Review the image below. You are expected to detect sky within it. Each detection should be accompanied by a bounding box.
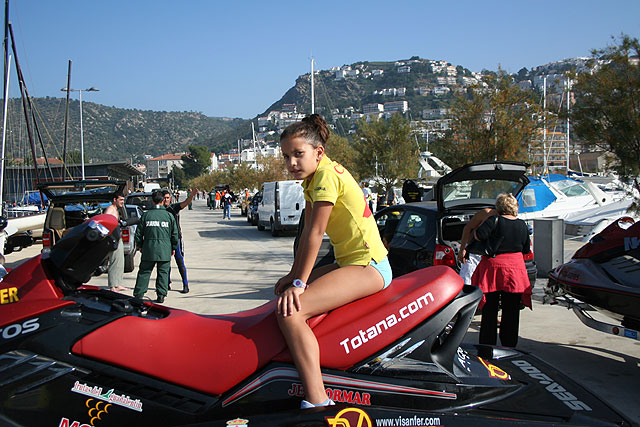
[5,0,639,119]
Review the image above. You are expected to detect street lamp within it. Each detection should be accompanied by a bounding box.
[60,86,99,179]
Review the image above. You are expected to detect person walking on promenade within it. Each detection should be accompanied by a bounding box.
[133,190,178,303]
[208,189,215,210]
[104,191,127,292]
[215,190,221,209]
[222,189,232,219]
[274,114,392,409]
[159,188,197,294]
[471,193,532,349]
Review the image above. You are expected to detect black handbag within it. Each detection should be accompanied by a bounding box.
[465,216,504,258]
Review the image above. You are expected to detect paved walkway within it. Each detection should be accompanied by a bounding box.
[5,197,640,423]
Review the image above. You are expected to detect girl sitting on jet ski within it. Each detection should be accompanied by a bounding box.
[274,114,392,409]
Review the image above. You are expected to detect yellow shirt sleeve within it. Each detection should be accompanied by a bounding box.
[307,168,340,205]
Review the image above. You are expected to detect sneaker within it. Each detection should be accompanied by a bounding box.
[156,296,165,303]
[300,398,335,409]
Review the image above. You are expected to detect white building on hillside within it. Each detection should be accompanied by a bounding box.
[207,153,219,173]
[384,101,408,113]
[146,153,184,180]
[363,103,384,115]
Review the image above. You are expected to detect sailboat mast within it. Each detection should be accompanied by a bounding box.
[1,0,8,215]
[566,78,571,174]
[310,57,315,115]
[62,60,71,172]
[542,76,547,174]
[0,57,10,214]
[8,22,40,185]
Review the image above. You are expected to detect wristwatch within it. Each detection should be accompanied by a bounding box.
[292,279,307,289]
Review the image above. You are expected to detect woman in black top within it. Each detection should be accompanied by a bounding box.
[472,193,532,348]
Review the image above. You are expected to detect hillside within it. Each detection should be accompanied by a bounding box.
[262,58,466,121]
[5,97,249,163]
[4,57,589,163]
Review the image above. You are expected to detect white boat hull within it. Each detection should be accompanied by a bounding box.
[7,212,45,237]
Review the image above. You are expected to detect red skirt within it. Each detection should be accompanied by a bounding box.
[471,252,532,309]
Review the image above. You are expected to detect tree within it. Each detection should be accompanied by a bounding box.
[353,114,418,196]
[60,150,84,165]
[226,162,259,191]
[181,145,211,179]
[169,164,186,188]
[570,35,640,185]
[255,153,289,184]
[431,69,541,168]
[325,133,358,180]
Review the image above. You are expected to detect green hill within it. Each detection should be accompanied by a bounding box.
[5,97,249,163]
[3,57,585,163]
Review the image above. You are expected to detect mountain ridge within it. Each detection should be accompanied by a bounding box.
[6,56,589,163]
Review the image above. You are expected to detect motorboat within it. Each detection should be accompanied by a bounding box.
[516,174,624,222]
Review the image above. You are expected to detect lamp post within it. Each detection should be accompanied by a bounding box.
[60,86,99,179]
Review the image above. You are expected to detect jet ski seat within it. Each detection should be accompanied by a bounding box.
[71,266,463,396]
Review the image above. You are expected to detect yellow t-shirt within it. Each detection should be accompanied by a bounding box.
[302,155,387,267]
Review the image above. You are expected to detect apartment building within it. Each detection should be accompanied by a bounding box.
[363,103,384,114]
[423,108,450,119]
[383,101,409,113]
[432,86,451,96]
[146,153,184,180]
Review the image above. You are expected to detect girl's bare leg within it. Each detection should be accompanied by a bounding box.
[277,264,384,404]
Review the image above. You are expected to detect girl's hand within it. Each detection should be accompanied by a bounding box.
[274,273,295,295]
[277,286,305,317]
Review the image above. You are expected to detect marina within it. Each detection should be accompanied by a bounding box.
[5,197,639,422]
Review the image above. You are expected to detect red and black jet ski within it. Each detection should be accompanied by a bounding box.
[0,214,631,426]
[548,217,640,333]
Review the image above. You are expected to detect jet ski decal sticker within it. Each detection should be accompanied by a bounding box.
[58,418,91,427]
[0,287,19,305]
[512,360,592,411]
[0,317,39,340]
[71,381,143,412]
[373,415,443,427]
[289,382,372,405]
[479,358,510,380]
[226,419,249,426]
[222,368,456,407]
[339,292,435,354]
[326,407,372,427]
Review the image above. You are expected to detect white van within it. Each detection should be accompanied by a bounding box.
[257,180,305,236]
[143,182,161,192]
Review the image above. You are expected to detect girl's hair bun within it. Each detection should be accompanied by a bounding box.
[281,113,329,146]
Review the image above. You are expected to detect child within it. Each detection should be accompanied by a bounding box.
[274,114,393,409]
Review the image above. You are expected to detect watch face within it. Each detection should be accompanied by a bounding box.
[293,279,305,288]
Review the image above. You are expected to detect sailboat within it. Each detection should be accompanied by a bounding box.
[0,7,46,255]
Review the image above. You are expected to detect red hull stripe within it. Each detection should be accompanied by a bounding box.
[222,368,456,407]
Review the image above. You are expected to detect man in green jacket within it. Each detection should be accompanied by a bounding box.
[133,190,179,303]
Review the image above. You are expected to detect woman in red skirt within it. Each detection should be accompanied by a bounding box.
[471,193,532,347]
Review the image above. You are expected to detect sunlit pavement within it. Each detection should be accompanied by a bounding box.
[6,198,640,423]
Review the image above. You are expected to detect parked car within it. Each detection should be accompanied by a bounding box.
[124,191,156,211]
[295,162,537,285]
[38,180,130,253]
[247,192,261,226]
[257,180,305,236]
[123,204,143,272]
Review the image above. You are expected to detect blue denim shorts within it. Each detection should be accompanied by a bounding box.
[370,257,393,289]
